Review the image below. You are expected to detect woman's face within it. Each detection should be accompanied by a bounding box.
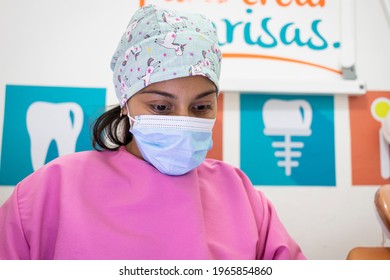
[126,75,218,119]
[125,75,218,158]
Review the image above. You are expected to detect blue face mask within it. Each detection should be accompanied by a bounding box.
[128,114,215,176]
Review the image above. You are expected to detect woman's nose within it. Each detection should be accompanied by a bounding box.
[174,107,193,117]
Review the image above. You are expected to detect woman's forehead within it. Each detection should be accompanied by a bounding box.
[138,76,217,97]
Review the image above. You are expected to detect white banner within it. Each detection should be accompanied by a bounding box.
[0,260,389,279]
[140,0,365,94]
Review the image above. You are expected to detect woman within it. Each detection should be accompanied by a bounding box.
[0,4,306,260]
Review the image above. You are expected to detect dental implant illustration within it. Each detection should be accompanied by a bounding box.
[262,99,312,176]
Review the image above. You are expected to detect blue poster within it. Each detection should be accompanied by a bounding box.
[0,85,106,186]
[240,94,335,186]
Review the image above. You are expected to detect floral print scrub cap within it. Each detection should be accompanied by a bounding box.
[110,4,222,107]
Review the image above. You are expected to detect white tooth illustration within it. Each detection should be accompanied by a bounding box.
[263,99,312,176]
[26,102,84,171]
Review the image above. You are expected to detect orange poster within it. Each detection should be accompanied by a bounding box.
[207,93,223,161]
[350,91,390,185]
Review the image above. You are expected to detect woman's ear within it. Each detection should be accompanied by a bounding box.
[121,101,130,116]
[121,106,127,116]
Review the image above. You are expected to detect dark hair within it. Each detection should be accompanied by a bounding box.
[92,105,132,151]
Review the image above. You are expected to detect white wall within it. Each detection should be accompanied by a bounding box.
[1,0,390,260]
[263,0,390,259]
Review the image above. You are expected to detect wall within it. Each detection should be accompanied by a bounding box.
[1,0,390,260]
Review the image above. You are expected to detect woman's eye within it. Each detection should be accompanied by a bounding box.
[193,104,212,112]
[151,104,171,113]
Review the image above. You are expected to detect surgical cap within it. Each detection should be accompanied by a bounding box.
[110,4,222,107]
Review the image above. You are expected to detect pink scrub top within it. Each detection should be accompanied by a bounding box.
[0,146,306,260]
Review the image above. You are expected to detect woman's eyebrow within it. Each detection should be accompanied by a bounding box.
[195,90,218,100]
[140,90,177,99]
[140,89,217,99]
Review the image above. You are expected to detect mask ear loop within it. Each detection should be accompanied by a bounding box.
[125,103,136,130]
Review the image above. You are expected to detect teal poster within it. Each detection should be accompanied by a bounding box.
[240,94,336,186]
[0,85,106,185]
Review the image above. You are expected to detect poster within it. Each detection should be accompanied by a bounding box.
[0,85,106,185]
[240,93,336,186]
